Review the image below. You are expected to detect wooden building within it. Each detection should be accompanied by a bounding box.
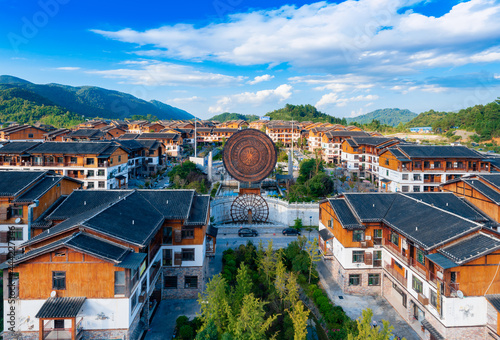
[2,189,213,340]
[319,192,500,339]
[0,125,47,141]
[0,141,129,189]
[378,145,491,193]
[321,130,369,164]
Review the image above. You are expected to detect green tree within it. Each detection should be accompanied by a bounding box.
[306,238,321,284]
[195,319,218,340]
[274,259,287,308]
[258,240,276,288]
[233,263,253,311]
[228,294,278,340]
[198,274,231,333]
[288,301,309,340]
[285,272,299,310]
[347,309,399,340]
[293,218,303,230]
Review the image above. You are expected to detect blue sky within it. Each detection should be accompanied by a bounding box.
[1,0,500,119]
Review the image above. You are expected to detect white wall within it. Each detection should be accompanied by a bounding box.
[211,196,319,226]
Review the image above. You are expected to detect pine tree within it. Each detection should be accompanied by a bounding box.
[233,263,253,311]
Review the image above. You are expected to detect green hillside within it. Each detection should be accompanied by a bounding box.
[405,110,449,128]
[0,75,194,121]
[265,104,346,124]
[0,87,84,128]
[209,112,259,122]
[347,108,416,126]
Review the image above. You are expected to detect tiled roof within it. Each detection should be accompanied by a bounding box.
[186,195,210,225]
[463,178,500,204]
[0,141,41,154]
[14,176,63,202]
[396,145,482,159]
[66,129,106,138]
[319,228,334,241]
[425,253,458,270]
[328,199,364,230]
[350,137,394,146]
[479,174,500,189]
[486,295,500,313]
[36,297,86,319]
[439,233,500,264]
[386,148,410,161]
[0,170,45,196]
[118,133,139,140]
[65,232,130,262]
[324,131,369,138]
[29,142,118,155]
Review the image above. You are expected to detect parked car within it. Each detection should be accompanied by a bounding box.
[238,228,258,237]
[282,228,301,236]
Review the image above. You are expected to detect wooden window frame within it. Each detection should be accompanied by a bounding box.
[52,271,66,290]
[349,274,360,286]
[368,274,380,286]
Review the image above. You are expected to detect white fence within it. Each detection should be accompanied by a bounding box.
[211,196,319,226]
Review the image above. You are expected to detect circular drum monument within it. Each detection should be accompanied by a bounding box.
[222,129,277,223]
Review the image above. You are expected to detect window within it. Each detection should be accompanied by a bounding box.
[412,276,423,293]
[11,207,23,217]
[28,133,34,138]
[402,174,408,180]
[131,290,138,311]
[352,230,364,242]
[87,170,94,177]
[401,186,409,192]
[413,186,420,192]
[386,170,389,176]
[413,174,421,181]
[52,271,66,290]
[373,229,382,239]
[57,157,64,163]
[163,227,173,244]
[185,276,198,289]
[385,159,389,165]
[446,161,452,169]
[181,228,194,239]
[390,232,399,247]
[70,157,77,164]
[164,275,177,289]
[163,249,172,266]
[430,290,438,308]
[97,169,105,176]
[86,158,94,165]
[87,182,94,189]
[9,228,23,241]
[368,274,380,286]
[118,155,122,162]
[424,161,430,168]
[54,320,64,329]
[352,251,364,263]
[416,249,425,265]
[182,248,195,261]
[450,271,457,283]
[54,251,66,257]
[349,274,360,286]
[98,181,105,188]
[434,161,441,168]
[114,271,125,295]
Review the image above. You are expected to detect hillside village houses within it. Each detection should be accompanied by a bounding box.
[2,189,213,340]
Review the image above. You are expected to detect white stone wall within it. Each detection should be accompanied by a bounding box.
[211,197,319,226]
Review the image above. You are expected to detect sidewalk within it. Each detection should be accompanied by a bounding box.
[317,260,421,340]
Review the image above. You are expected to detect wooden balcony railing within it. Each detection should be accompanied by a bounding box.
[408,257,427,277]
[385,264,407,287]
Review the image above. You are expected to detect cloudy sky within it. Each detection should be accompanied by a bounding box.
[1,0,500,119]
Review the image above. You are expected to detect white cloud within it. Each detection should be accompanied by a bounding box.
[86,61,245,87]
[92,0,500,73]
[248,74,274,85]
[168,96,204,104]
[316,93,379,109]
[208,84,292,113]
[495,74,500,80]
[55,67,81,71]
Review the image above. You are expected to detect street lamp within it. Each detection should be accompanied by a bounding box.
[309,216,312,241]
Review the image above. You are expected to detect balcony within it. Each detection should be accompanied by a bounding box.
[409,257,427,277]
[373,259,382,268]
[418,293,429,305]
[385,264,407,287]
[383,239,410,266]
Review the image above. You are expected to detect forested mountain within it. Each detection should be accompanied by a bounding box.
[0,75,194,121]
[406,99,500,140]
[265,104,346,124]
[347,108,416,126]
[209,112,259,122]
[0,87,84,128]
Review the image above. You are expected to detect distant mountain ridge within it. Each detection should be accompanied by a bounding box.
[346,108,417,126]
[0,75,194,121]
[266,104,346,124]
[209,112,260,122]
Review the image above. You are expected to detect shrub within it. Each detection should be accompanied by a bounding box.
[179,324,194,339]
[176,315,189,329]
[313,289,324,303]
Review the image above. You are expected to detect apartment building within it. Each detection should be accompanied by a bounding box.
[0,141,129,189]
[341,137,401,181]
[120,133,182,158]
[319,192,500,339]
[217,120,249,129]
[320,130,369,164]
[1,189,213,340]
[116,139,163,178]
[266,122,302,146]
[0,171,81,262]
[62,129,112,141]
[378,145,490,193]
[307,127,336,154]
